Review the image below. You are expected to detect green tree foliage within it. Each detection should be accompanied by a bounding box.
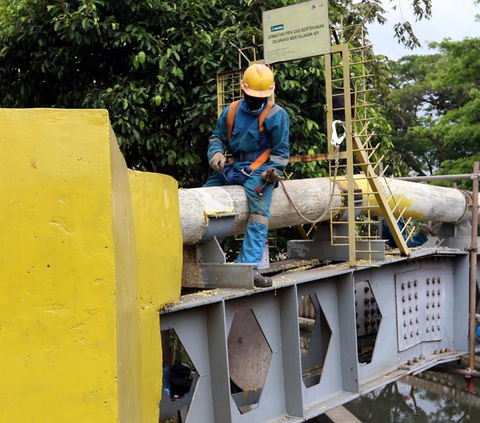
[382,37,480,188]
[0,0,431,187]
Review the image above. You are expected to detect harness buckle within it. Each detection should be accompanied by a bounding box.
[241,166,253,177]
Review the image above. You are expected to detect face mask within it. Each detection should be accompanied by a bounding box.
[244,94,266,111]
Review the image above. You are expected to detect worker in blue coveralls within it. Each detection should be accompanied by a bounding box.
[382,218,431,249]
[204,64,290,288]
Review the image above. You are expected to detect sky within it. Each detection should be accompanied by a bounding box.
[367,0,480,60]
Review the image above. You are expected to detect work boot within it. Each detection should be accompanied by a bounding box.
[254,271,273,288]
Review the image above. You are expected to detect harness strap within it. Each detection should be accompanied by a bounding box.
[226,100,241,141]
[226,100,274,141]
[258,101,274,132]
[250,148,272,172]
[226,100,274,170]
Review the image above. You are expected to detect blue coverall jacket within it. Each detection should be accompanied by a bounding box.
[204,99,290,267]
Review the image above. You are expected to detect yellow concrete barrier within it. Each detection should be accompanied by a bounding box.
[0,109,182,423]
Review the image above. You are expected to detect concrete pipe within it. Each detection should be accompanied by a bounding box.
[179,178,342,244]
[179,177,479,245]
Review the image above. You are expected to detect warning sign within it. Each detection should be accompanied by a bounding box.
[263,0,331,64]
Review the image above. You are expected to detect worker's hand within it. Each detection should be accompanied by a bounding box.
[209,152,226,172]
[261,168,285,182]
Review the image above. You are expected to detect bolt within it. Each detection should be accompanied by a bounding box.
[416,318,419,323]
[420,355,425,360]
[427,278,431,285]
[410,332,414,338]
[409,294,412,301]
[415,293,418,299]
[433,303,436,308]
[371,297,376,304]
[427,315,430,321]
[409,307,412,313]
[408,281,412,288]
[438,289,441,295]
[403,321,407,327]
[364,309,370,317]
[365,298,370,305]
[410,318,413,325]
[413,357,419,363]
[438,302,441,307]
[438,277,442,284]
[438,313,441,319]
[401,283,406,290]
[416,305,419,311]
[438,325,441,331]
[407,360,413,365]
[427,303,430,309]
[404,334,408,339]
[416,330,420,336]
[427,290,430,297]
[414,280,418,287]
[402,296,406,302]
[427,328,430,333]
[403,309,406,315]
[434,350,438,354]
[432,325,435,332]
[364,286,370,293]
[432,278,436,284]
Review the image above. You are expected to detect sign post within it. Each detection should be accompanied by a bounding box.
[262,0,330,64]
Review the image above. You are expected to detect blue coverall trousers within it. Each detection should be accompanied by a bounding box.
[204,163,274,268]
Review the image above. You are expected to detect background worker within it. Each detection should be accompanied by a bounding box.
[382,218,435,248]
[204,64,290,287]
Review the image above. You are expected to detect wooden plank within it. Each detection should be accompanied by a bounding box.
[326,405,363,423]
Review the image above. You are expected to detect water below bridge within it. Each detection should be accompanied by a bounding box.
[310,362,480,423]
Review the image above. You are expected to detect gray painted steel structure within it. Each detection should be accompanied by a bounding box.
[160,248,472,423]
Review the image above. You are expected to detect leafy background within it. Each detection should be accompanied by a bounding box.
[1,0,460,190]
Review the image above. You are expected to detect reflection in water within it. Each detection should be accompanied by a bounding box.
[311,367,480,422]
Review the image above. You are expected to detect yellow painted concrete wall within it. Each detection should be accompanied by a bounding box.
[0,109,182,423]
[129,170,182,422]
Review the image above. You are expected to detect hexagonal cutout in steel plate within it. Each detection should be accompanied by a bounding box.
[298,293,332,389]
[160,328,199,423]
[355,280,382,364]
[228,309,273,414]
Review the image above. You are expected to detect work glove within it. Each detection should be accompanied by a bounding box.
[261,168,285,182]
[209,152,226,172]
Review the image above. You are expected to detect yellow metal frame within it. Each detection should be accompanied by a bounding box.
[325,24,411,267]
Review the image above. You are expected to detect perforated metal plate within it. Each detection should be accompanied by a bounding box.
[395,269,445,351]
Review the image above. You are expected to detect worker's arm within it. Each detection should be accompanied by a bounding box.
[207,107,229,162]
[265,105,290,172]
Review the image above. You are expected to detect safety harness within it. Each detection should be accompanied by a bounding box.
[225,99,274,178]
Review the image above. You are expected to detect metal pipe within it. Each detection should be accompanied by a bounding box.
[468,162,479,371]
[430,366,480,379]
[397,174,473,182]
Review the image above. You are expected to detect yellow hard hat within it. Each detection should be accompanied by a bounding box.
[241,64,275,98]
